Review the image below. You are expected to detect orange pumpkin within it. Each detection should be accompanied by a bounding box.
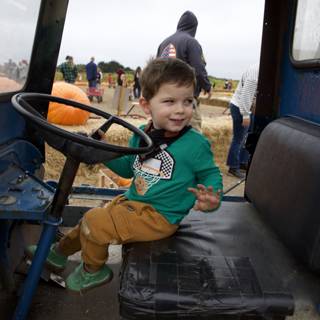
[48,82,90,125]
[116,177,132,187]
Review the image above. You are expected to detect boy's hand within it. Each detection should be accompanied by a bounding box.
[188,184,221,212]
[92,129,108,142]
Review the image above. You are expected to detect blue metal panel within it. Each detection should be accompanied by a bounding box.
[0,140,44,174]
[279,5,320,124]
[0,102,26,145]
[0,166,54,220]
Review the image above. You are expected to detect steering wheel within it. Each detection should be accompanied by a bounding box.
[9,93,153,315]
[11,93,153,164]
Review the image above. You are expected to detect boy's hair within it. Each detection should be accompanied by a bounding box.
[140,58,196,101]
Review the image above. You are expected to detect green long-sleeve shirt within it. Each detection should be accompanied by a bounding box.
[105,128,223,224]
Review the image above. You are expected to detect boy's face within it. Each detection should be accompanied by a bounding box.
[140,83,194,133]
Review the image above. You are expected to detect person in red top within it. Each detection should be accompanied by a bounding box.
[107,73,113,88]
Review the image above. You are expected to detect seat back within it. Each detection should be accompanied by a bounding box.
[245,117,320,271]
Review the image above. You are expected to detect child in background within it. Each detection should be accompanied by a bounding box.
[107,73,113,88]
[96,68,103,87]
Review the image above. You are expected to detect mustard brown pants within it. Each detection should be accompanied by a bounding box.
[58,196,178,268]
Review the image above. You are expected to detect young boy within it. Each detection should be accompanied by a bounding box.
[27,58,223,294]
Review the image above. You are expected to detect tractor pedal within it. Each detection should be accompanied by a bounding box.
[25,259,66,288]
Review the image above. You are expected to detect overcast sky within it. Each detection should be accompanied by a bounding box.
[59,0,265,80]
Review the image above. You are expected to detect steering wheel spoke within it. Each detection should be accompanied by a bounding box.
[90,116,115,140]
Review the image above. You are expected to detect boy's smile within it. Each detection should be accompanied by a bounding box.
[140,83,194,133]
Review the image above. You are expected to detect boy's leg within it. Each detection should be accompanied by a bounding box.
[65,196,178,293]
[60,208,117,293]
[25,223,82,273]
[79,196,178,270]
[57,224,82,256]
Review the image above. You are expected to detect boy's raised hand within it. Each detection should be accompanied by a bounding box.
[188,184,221,212]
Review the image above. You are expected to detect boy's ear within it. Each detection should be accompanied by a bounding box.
[139,97,151,115]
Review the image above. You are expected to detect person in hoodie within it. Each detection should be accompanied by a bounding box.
[157,11,212,131]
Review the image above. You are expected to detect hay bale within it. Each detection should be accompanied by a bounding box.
[199,97,230,108]
[44,116,232,186]
[44,144,105,186]
[202,116,232,172]
[44,118,144,185]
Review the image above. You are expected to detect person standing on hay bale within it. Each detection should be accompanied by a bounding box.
[107,73,114,88]
[60,55,78,84]
[26,58,223,294]
[116,68,125,86]
[157,10,212,132]
[226,64,259,179]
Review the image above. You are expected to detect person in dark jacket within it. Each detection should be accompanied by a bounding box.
[157,11,212,131]
[85,57,97,88]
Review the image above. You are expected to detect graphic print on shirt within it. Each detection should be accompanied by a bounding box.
[160,43,177,58]
[133,149,174,195]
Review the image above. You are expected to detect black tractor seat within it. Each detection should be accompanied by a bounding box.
[119,117,320,319]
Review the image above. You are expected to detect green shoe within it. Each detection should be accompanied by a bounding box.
[25,244,67,273]
[66,262,113,294]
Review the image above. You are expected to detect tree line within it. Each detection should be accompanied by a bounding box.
[56,59,237,90]
[58,60,133,74]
